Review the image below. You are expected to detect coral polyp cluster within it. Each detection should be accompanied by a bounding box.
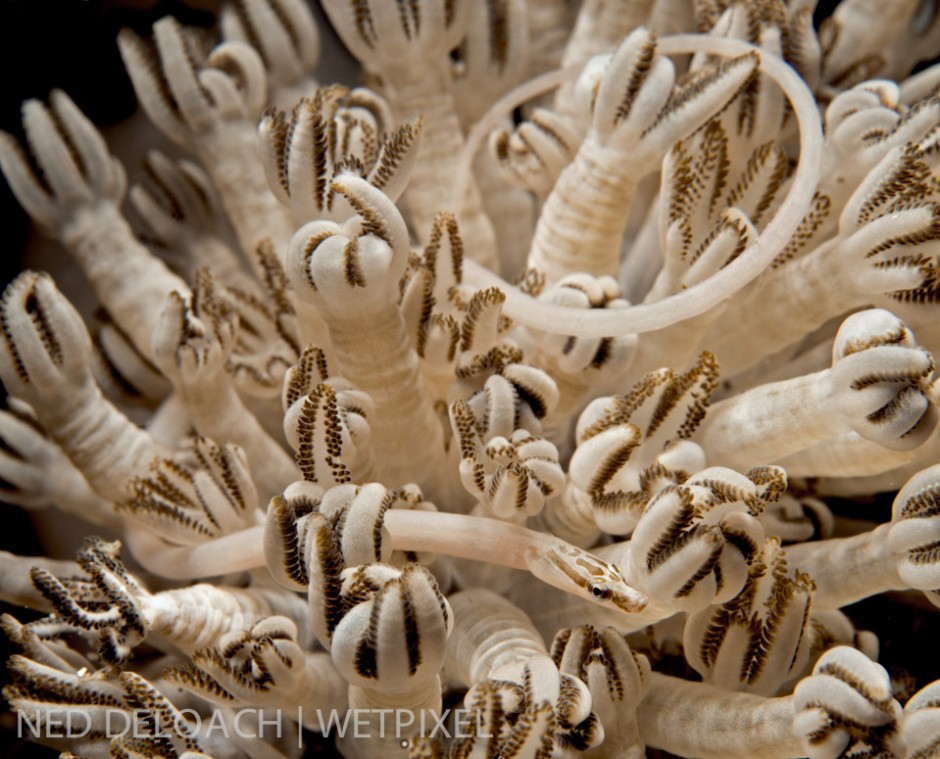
[2,1,940,757]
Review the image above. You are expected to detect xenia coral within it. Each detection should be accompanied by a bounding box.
[2,1,940,758]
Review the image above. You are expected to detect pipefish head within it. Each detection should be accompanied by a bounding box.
[530,540,648,614]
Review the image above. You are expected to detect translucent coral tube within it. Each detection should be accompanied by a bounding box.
[459,35,824,337]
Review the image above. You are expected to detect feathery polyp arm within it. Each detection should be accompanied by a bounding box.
[0,90,125,233]
[220,0,320,106]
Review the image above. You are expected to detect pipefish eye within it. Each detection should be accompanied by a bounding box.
[589,583,612,601]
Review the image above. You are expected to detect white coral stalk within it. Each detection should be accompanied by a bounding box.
[807,431,940,495]
[316,557,451,758]
[320,0,498,266]
[4,6,940,757]
[0,91,189,362]
[446,599,605,758]
[552,624,651,759]
[784,523,902,612]
[638,646,904,759]
[446,594,602,753]
[445,589,548,688]
[699,309,939,470]
[524,0,578,81]
[118,18,296,262]
[0,272,170,502]
[452,0,535,274]
[637,672,801,758]
[527,29,759,285]
[167,616,348,723]
[220,0,320,109]
[783,464,940,610]
[151,287,299,499]
[287,176,447,497]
